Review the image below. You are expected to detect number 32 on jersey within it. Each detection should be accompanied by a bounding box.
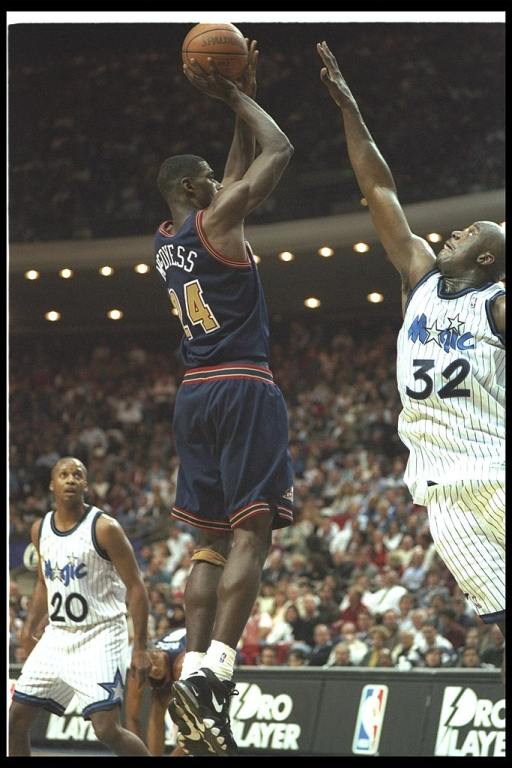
[169,279,220,339]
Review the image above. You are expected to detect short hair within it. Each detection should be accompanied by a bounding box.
[157,155,205,201]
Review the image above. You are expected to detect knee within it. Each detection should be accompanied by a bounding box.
[9,702,35,733]
[91,711,122,745]
[233,517,273,559]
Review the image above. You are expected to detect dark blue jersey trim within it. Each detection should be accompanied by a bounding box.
[479,609,505,625]
[12,691,66,716]
[91,511,111,560]
[485,291,506,347]
[50,505,92,537]
[82,698,122,719]
[437,277,495,300]
[404,268,440,314]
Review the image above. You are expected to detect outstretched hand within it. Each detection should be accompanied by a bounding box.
[317,41,355,109]
[183,57,240,103]
[239,38,258,98]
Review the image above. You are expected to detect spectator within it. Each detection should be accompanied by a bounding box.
[325,642,352,668]
[338,586,370,626]
[381,609,401,650]
[458,646,483,669]
[480,625,504,669]
[365,566,407,616]
[360,626,390,667]
[415,621,456,667]
[337,621,369,665]
[259,646,278,667]
[437,608,467,651]
[400,546,427,593]
[424,647,444,668]
[391,630,421,670]
[308,624,334,667]
[287,648,309,667]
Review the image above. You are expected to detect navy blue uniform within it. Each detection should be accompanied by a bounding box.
[154,210,294,531]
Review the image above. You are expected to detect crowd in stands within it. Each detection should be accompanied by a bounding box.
[10,23,504,242]
[9,320,504,671]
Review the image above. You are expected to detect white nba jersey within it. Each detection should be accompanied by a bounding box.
[38,505,127,627]
[396,269,505,503]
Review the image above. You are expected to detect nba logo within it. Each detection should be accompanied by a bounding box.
[352,684,389,755]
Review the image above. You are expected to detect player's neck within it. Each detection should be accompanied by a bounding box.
[54,501,88,528]
[170,202,197,232]
[441,272,490,293]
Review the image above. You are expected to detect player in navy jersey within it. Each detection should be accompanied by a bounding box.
[154,43,294,755]
[316,43,505,653]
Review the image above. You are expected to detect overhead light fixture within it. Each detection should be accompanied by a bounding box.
[99,266,114,276]
[318,247,334,258]
[134,264,150,274]
[427,233,442,243]
[59,268,73,279]
[304,297,321,309]
[278,251,294,262]
[25,270,40,280]
[107,309,123,320]
[45,311,61,322]
[367,292,384,303]
[353,242,370,253]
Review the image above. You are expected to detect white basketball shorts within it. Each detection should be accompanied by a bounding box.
[12,616,129,719]
[425,479,505,621]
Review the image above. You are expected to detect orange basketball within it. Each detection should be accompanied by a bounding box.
[182,23,248,81]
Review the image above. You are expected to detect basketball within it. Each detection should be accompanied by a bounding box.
[182,23,248,81]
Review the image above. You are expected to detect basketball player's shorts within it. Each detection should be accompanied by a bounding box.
[172,362,294,532]
[12,616,129,719]
[425,479,505,622]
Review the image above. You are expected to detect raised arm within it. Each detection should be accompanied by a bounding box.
[317,42,435,300]
[95,516,151,687]
[221,39,258,186]
[184,58,293,229]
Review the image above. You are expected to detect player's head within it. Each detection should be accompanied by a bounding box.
[157,155,222,209]
[49,457,88,502]
[436,221,505,282]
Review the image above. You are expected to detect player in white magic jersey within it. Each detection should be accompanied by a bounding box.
[317,42,505,641]
[9,457,152,756]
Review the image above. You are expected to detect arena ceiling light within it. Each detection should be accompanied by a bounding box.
[59,268,73,279]
[134,263,150,274]
[24,270,40,280]
[99,266,114,276]
[278,251,294,262]
[45,310,61,322]
[318,246,334,258]
[107,309,123,320]
[304,297,321,309]
[367,292,384,303]
[353,242,370,253]
[427,233,443,243]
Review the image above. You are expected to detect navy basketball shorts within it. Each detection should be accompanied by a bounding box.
[172,363,294,532]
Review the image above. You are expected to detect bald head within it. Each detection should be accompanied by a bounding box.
[474,221,505,279]
[51,457,87,480]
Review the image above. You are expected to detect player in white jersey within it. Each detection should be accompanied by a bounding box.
[9,457,152,756]
[317,42,505,642]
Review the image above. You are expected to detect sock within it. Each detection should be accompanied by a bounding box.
[201,640,236,682]
[180,651,206,680]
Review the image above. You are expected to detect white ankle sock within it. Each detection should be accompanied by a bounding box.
[180,651,206,680]
[201,640,236,681]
